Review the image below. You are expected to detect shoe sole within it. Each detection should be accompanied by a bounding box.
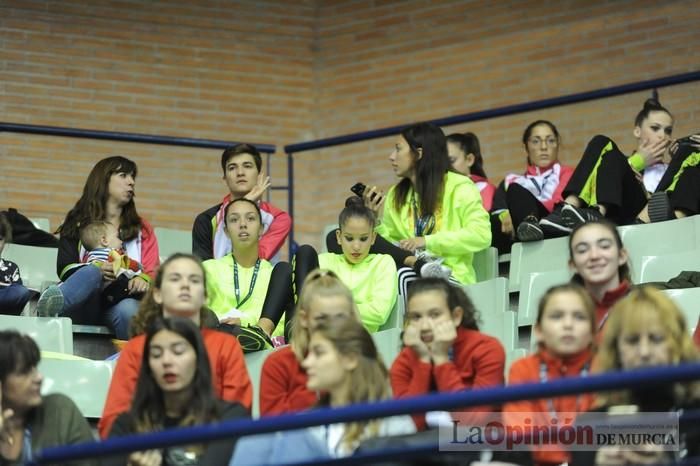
[539,218,573,233]
[237,327,273,353]
[648,192,674,223]
[420,262,452,279]
[36,286,64,317]
[517,222,544,242]
[560,205,587,229]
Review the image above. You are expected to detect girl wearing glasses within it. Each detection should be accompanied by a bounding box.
[490,120,575,251]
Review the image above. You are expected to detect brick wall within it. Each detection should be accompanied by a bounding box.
[1,0,314,251]
[2,0,699,253]
[303,0,700,246]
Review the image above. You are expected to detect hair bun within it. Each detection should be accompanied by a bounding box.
[345,195,364,208]
[644,98,662,110]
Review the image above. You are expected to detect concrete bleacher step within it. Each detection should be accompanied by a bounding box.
[72,324,119,360]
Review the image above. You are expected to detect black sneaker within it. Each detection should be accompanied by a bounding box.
[539,211,573,236]
[648,191,675,223]
[516,216,544,242]
[561,203,603,229]
[236,325,274,353]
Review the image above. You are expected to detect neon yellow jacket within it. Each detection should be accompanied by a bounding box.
[376,171,491,284]
[318,252,398,333]
[203,255,285,337]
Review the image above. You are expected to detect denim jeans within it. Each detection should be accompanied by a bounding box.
[0,283,33,315]
[58,265,139,339]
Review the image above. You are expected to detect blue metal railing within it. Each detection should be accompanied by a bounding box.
[31,362,700,464]
[0,122,276,152]
[282,70,700,249]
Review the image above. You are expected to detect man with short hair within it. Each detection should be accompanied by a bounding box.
[192,144,291,262]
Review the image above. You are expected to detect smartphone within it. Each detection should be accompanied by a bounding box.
[676,135,696,146]
[350,182,366,197]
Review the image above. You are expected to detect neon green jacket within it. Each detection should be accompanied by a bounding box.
[318,252,398,333]
[203,255,285,337]
[376,171,491,284]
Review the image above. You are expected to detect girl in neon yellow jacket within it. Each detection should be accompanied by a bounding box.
[364,122,491,285]
[294,197,397,332]
[203,198,293,350]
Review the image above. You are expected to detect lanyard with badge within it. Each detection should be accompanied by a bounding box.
[412,193,436,237]
[232,255,261,308]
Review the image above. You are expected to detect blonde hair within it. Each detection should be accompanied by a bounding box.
[312,319,391,451]
[290,269,359,362]
[593,286,700,407]
[79,220,113,250]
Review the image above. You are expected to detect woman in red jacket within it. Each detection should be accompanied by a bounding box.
[389,277,505,430]
[98,253,252,438]
[36,156,159,339]
[504,283,596,466]
[258,269,359,416]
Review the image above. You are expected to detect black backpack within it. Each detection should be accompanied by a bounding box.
[1,208,58,248]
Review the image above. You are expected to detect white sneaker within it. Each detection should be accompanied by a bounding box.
[420,258,452,280]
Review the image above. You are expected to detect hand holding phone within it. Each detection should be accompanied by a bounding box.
[351,182,384,214]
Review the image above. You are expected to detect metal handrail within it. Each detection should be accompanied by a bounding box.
[285,70,700,153]
[0,122,276,152]
[32,362,700,464]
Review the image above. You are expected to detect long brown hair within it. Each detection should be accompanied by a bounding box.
[393,122,450,217]
[130,253,209,337]
[132,317,220,433]
[312,319,391,451]
[58,156,142,241]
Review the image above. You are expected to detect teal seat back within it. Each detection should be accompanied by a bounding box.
[619,216,699,262]
[319,224,337,253]
[464,278,516,352]
[2,244,59,290]
[30,217,51,232]
[378,298,404,332]
[372,328,402,369]
[0,315,73,354]
[473,247,499,283]
[637,250,700,284]
[244,349,274,418]
[508,236,569,292]
[154,227,192,261]
[39,358,114,418]
[517,269,572,326]
[662,288,700,335]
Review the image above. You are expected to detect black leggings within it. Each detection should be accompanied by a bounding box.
[222,261,294,340]
[505,183,550,227]
[293,244,320,301]
[490,183,550,254]
[656,143,700,215]
[325,229,412,269]
[563,135,648,224]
